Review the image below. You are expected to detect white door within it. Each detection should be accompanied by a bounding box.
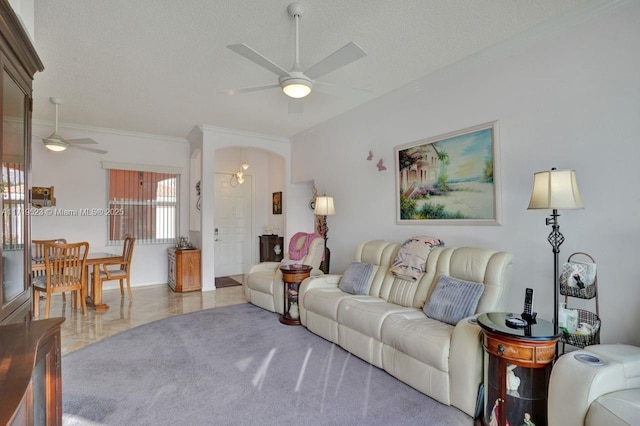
[214,173,252,277]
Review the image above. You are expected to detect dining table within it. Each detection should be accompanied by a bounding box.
[84,252,125,311]
[31,250,124,314]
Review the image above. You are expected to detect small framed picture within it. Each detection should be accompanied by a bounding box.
[272,191,282,215]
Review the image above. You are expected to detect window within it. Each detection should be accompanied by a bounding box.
[107,168,179,244]
[2,162,24,249]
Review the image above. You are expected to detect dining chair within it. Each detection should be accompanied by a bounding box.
[32,238,67,270]
[33,241,89,318]
[32,239,67,301]
[93,235,136,300]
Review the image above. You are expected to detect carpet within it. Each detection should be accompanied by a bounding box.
[215,276,242,288]
[62,303,472,426]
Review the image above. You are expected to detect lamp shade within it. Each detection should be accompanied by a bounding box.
[314,196,335,216]
[527,169,583,210]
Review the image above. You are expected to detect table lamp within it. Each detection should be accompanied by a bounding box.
[314,196,335,274]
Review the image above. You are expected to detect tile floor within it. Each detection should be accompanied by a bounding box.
[34,276,247,355]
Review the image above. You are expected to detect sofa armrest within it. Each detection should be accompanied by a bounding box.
[449,316,483,417]
[299,274,341,298]
[549,344,640,426]
[245,261,280,277]
[298,274,342,323]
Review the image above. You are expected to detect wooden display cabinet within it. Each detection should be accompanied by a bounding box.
[167,248,201,292]
[279,264,311,326]
[259,235,283,262]
[0,317,64,425]
[478,312,559,426]
[0,0,45,325]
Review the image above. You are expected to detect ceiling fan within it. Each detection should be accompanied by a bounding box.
[39,97,108,154]
[224,2,368,107]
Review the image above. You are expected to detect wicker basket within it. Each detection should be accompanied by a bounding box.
[560,281,597,299]
[561,309,601,348]
[560,252,598,299]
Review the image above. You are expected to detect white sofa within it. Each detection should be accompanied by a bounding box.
[298,240,513,417]
[244,234,324,314]
[549,344,640,425]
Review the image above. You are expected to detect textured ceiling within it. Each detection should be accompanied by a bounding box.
[31,0,591,139]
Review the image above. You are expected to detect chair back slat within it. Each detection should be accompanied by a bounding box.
[32,238,67,277]
[44,242,89,290]
[121,235,136,272]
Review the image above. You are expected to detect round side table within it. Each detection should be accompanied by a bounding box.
[279,264,312,326]
[477,312,560,426]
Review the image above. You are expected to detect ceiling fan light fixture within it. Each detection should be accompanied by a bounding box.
[281,78,312,98]
[43,138,67,152]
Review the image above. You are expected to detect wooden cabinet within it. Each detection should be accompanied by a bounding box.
[167,248,201,292]
[259,235,283,262]
[279,264,311,326]
[0,317,64,425]
[0,0,45,325]
[478,312,559,426]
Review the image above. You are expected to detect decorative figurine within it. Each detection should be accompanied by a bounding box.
[507,364,521,394]
[489,398,511,426]
[288,302,299,319]
[522,412,536,426]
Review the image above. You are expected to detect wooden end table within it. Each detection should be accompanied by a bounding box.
[279,264,312,326]
[477,312,560,426]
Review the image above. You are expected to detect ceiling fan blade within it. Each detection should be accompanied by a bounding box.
[222,83,280,96]
[66,138,98,145]
[288,99,303,114]
[227,43,290,78]
[304,42,367,80]
[69,145,108,154]
[314,81,371,100]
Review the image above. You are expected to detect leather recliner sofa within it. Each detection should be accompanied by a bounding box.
[548,344,640,425]
[298,240,513,417]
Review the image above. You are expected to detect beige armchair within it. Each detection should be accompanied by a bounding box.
[244,233,324,314]
[549,344,640,425]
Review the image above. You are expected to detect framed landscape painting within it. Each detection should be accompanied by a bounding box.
[395,121,501,225]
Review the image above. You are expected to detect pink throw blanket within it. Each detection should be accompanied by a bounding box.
[288,232,323,261]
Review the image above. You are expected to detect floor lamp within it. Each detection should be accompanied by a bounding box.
[527,168,583,334]
[314,196,335,274]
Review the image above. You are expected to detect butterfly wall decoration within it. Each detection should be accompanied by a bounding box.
[366,150,386,171]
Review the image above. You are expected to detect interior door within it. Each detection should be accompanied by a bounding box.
[213,173,252,277]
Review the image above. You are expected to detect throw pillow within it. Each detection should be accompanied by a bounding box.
[339,262,374,295]
[422,275,484,326]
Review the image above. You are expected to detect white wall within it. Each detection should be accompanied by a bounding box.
[290,3,640,345]
[32,125,190,289]
[8,0,34,41]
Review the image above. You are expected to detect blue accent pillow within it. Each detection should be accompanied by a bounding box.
[339,262,374,295]
[423,275,484,325]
